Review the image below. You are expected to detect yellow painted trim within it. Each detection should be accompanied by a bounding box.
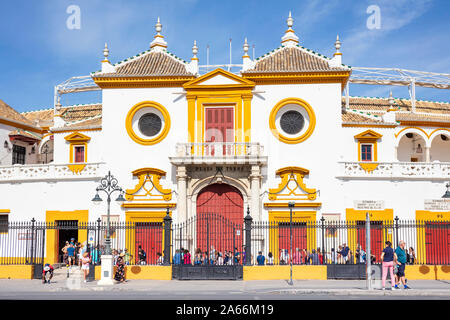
[404,265,450,280]
[415,210,450,265]
[125,168,172,202]
[354,129,383,141]
[359,163,379,172]
[268,211,317,263]
[0,209,10,213]
[395,127,430,139]
[342,124,397,128]
[243,94,252,142]
[184,69,255,147]
[0,265,34,279]
[52,128,102,133]
[64,132,91,142]
[264,202,322,208]
[269,98,316,144]
[125,211,170,265]
[122,203,176,208]
[186,95,196,142]
[399,121,450,128]
[67,164,86,174]
[92,76,195,89]
[243,265,327,280]
[429,128,450,138]
[0,118,44,134]
[125,101,171,146]
[183,68,255,90]
[45,210,89,264]
[69,142,87,163]
[94,265,172,280]
[355,129,382,164]
[242,71,351,89]
[269,166,317,201]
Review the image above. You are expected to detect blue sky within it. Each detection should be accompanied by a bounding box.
[0,0,449,112]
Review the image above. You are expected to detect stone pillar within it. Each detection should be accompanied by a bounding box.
[176,166,188,222]
[250,165,261,220]
[425,147,431,162]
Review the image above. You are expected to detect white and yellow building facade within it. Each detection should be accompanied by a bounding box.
[0,15,449,276]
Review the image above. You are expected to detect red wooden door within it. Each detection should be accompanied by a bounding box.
[426,222,450,264]
[196,184,243,255]
[205,107,234,155]
[278,222,307,264]
[74,146,85,163]
[135,222,162,265]
[357,221,383,263]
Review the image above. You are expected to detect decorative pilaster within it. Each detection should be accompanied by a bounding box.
[250,165,262,220]
[176,166,188,222]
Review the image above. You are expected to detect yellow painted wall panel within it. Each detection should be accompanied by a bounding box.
[0,265,34,279]
[243,265,327,280]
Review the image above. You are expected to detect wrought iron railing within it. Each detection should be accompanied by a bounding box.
[1,217,448,266]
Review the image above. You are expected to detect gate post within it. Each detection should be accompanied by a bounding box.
[30,218,36,265]
[163,208,172,266]
[244,206,252,266]
[394,216,399,248]
[321,216,326,265]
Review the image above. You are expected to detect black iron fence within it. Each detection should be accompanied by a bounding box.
[0,216,448,267]
[250,218,450,266]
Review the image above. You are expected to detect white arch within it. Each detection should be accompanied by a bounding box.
[395,128,430,148]
[38,135,53,154]
[429,129,450,143]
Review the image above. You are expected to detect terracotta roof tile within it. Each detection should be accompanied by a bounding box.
[96,51,194,77]
[243,46,348,73]
[0,99,34,125]
[341,96,450,115]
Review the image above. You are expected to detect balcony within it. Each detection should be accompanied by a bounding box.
[0,162,106,183]
[170,142,267,165]
[337,161,450,180]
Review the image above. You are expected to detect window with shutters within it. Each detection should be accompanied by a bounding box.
[12,145,26,164]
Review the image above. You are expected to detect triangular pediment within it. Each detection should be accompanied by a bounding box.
[64,132,91,142]
[183,68,255,89]
[354,130,383,140]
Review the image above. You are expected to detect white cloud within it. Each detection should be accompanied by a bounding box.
[343,0,432,64]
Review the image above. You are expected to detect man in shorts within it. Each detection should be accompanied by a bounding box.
[66,243,76,268]
[42,264,54,284]
[395,240,411,289]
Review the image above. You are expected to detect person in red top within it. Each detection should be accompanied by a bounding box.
[183,249,191,265]
[42,264,54,284]
[317,248,324,264]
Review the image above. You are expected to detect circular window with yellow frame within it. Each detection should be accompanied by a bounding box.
[269,98,316,144]
[125,101,171,145]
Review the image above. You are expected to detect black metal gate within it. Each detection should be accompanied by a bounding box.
[30,219,46,279]
[171,213,244,280]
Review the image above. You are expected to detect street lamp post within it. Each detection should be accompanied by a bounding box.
[92,171,126,285]
[288,201,295,286]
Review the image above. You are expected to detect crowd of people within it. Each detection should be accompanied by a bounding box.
[252,243,416,266]
[173,247,244,265]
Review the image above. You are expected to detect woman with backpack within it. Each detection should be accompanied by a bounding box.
[380,241,398,290]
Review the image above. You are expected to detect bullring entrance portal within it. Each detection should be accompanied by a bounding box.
[172,183,245,280]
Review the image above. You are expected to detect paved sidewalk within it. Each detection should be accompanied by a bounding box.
[1,277,449,298]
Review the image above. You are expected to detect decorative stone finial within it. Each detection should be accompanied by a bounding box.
[243,38,250,57]
[103,43,109,61]
[150,16,167,51]
[287,11,294,28]
[188,40,199,75]
[281,11,299,46]
[192,40,198,60]
[334,35,341,56]
[387,90,396,112]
